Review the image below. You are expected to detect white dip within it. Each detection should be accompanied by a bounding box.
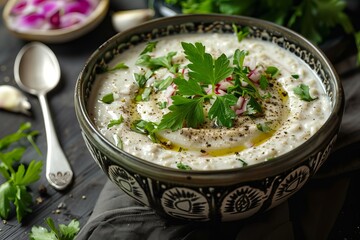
[88,33,331,170]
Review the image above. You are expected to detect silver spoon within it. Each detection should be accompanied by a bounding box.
[14,42,73,190]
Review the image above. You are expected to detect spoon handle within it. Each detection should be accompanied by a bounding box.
[38,94,73,190]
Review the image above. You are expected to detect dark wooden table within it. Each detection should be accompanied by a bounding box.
[0,1,146,239]
[1,1,360,239]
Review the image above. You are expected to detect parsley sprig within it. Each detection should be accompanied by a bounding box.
[30,217,80,240]
[0,122,42,222]
[158,42,237,130]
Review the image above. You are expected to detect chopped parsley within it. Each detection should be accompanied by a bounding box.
[256,122,273,133]
[140,41,158,55]
[232,24,249,42]
[176,162,192,170]
[136,51,178,72]
[100,93,114,104]
[291,74,300,79]
[130,120,158,142]
[237,158,248,167]
[107,62,129,72]
[265,66,280,78]
[107,116,124,129]
[153,76,174,92]
[293,84,318,102]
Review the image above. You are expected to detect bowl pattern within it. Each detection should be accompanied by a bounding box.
[75,15,343,222]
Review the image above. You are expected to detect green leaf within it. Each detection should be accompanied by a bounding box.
[208,95,237,127]
[259,75,269,90]
[232,24,249,42]
[140,41,158,55]
[0,122,34,150]
[141,87,152,101]
[291,74,300,79]
[107,62,129,72]
[177,162,192,170]
[233,49,248,68]
[136,52,177,70]
[293,84,318,102]
[245,96,263,116]
[100,93,114,104]
[256,122,273,133]
[0,147,26,174]
[214,54,234,84]
[153,76,174,92]
[13,160,43,186]
[29,218,80,240]
[46,217,61,238]
[158,96,205,130]
[130,120,158,142]
[158,101,167,109]
[29,226,57,240]
[236,158,248,167]
[59,219,81,240]
[265,66,280,78]
[0,182,16,219]
[173,77,205,96]
[14,185,33,222]
[107,116,124,129]
[182,42,233,85]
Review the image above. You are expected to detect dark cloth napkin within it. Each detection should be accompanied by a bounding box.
[76,52,360,240]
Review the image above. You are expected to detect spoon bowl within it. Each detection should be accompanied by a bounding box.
[14,42,73,190]
[15,43,60,94]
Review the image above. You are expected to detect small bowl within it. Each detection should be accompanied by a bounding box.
[2,0,109,43]
[75,14,344,222]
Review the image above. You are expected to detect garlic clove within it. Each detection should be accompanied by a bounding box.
[0,85,31,115]
[111,9,155,32]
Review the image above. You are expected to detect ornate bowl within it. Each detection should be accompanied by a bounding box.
[74,14,344,222]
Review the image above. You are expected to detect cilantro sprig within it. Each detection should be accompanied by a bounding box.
[0,122,42,222]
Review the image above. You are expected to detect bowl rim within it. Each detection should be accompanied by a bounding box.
[75,14,344,185]
[2,0,109,43]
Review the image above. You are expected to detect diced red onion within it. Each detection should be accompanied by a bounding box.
[9,0,99,31]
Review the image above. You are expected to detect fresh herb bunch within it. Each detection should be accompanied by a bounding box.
[131,38,281,134]
[165,0,360,63]
[30,217,80,240]
[0,122,43,222]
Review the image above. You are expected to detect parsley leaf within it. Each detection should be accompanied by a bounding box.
[291,74,300,79]
[232,24,249,42]
[140,41,158,55]
[173,77,205,96]
[100,93,114,104]
[293,84,318,102]
[131,120,158,142]
[181,42,233,86]
[107,116,124,129]
[29,217,80,240]
[107,62,129,72]
[265,66,280,78]
[259,75,269,90]
[153,76,174,92]
[136,52,177,71]
[208,95,237,127]
[177,162,192,170]
[158,96,205,130]
[256,122,273,133]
